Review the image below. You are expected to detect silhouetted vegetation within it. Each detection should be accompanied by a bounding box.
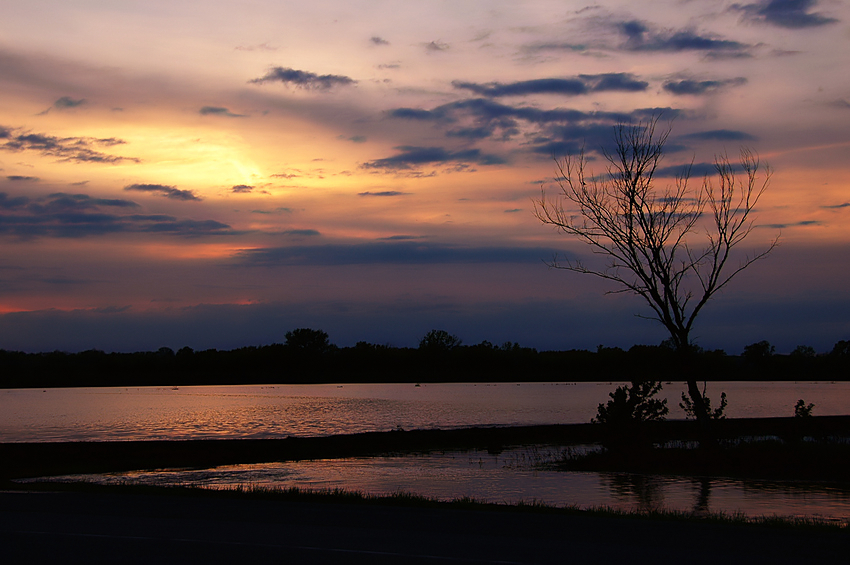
[534,117,777,428]
[0,330,848,388]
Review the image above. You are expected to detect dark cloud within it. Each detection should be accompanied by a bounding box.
[250,207,294,214]
[822,202,850,209]
[827,99,850,109]
[759,220,821,229]
[231,185,254,193]
[370,36,389,45]
[663,77,748,95]
[124,183,201,201]
[389,99,681,159]
[732,0,839,28]
[0,192,232,238]
[452,74,648,98]
[6,175,39,182]
[504,208,522,213]
[358,191,409,197]
[249,67,356,90]
[234,242,557,267]
[340,135,367,143]
[618,19,749,52]
[280,229,320,237]
[680,129,757,141]
[199,106,246,118]
[30,193,140,212]
[362,146,505,170]
[139,218,232,234]
[0,192,29,209]
[38,96,87,115]
[0,126,138,164]
[453,78,587,97]
[377,235,425,240]
[53,96,86,109]
[654,160,752,178]
[425,40,450,52]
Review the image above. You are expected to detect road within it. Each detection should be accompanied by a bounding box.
[1,489,847,564]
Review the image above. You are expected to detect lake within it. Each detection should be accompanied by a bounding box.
[6,381,850,522]
[1,381,846,443]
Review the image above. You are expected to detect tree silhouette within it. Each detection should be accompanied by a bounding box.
[534,116,776,428]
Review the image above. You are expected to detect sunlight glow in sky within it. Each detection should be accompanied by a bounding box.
[1,0,849,353]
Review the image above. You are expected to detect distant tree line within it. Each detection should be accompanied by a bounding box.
[0,329,848,388]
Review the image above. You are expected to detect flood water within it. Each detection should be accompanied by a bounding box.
[6,381,850,522]
[42,446,850,523]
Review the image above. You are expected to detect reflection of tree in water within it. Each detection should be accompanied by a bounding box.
[605,474,717,515]
[691,477,712,517]
[604,473,668,512]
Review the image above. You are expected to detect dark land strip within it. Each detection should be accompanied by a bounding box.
[3,416,850,481]
[2,487,848,564]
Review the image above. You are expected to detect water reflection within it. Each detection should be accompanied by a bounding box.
[33,446,850,523]
[3,381,850,443]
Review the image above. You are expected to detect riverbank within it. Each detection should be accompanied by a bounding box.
[4,416,850,482]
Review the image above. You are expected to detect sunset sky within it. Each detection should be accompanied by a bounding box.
[1,0,848,353]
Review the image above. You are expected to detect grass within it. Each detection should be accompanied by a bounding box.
[15,478,848,532]
[554,438,850,483]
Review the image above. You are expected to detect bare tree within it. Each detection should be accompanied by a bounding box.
[534,116,776,428]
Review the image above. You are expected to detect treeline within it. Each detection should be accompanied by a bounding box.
[1,329,848,388]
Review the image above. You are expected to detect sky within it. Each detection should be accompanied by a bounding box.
[0,0,849,354]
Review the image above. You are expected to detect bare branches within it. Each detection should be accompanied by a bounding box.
[533,115,776,351]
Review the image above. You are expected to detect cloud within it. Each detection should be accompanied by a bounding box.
[361,146,505,170]
[6,175,39,182]
[679,129,757,141]
[370,36,389,45]
[663,77,748,95]
[0,192,233,238]
[655,161,750,178]
[759,220,821,229]
[55,96,87,108]
[38,96,87,115]
[340,135,367,143]
[827,99,850,109]
[231,185,254,193]
[358,191,409,197]
[425,40,450,52]
[822,202,850,209]
[452,73,648,98]
[504,208,522,213]
[234,242,557,266]
[0,192,30,209]
[388,100,681,158]
[199,106,246,118]
[377,235,425,240]
[732,0,839,28]
[617,19,749,53]
[249,67,356,90]
[0,126,138,164]
[30,193,140,212]
[124,183,201,201]
[250,207,294,214]
[280,229,320,237]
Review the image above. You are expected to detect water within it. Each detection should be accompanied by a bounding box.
[1,381,847,443]
[6,381,850,522]
[39,446,850,523]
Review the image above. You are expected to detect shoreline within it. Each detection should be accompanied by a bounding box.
[4,416,850,481]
